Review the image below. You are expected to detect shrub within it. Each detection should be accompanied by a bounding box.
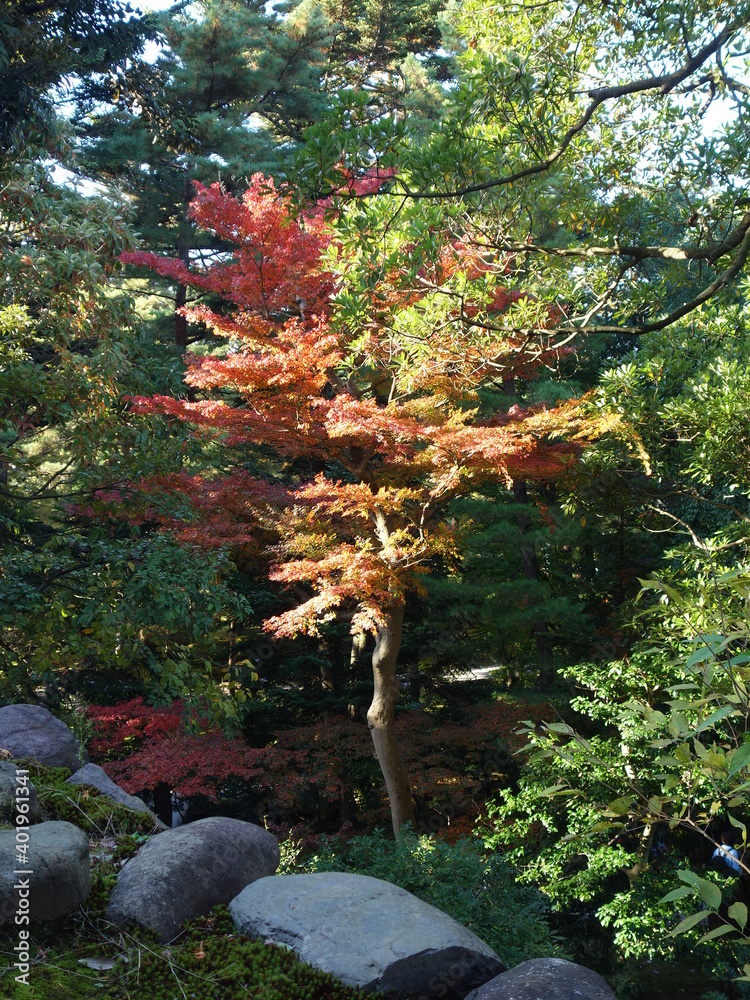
[11,759,159,837]
[300,827,565,967]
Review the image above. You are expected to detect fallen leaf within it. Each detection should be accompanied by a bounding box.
[78,957,116,971]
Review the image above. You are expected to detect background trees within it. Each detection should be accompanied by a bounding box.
[77,0,450,345]
[0,0,153,149]
[4,0,750,986]
[0,1,255,714]
[75,0,331,346]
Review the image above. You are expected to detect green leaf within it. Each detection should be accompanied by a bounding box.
[671,911,708,936]
[729,901,748,929]
[693,705,737,735]
[695,877,722,910]
[669,712,688,737]
[728,814,747,841]
[655,756,680,768]
[527,749,556,764]
[677,870,700,888]
[686,646,714,668]
[638,578,683,604]
[607,796,633,815]
[658,886,695,905]
[546,722,574,735]
[729,743,750,776]
[696,925,736,944]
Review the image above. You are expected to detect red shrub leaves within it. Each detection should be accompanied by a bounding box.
[88,699,263,800]
[87,696,553,833]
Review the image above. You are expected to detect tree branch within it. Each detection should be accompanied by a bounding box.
[479,210,750,265]
[386,20,742,201]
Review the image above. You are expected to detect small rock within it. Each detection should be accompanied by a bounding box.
[463,958,617,1000]
[0,821,90,923]
[66,764,164,828]
[0,704,88,773]
[229,872,504,999]
[106,816,280,941]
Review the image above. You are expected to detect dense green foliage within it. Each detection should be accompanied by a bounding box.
[0,0,153,149]
[3,0,750,992]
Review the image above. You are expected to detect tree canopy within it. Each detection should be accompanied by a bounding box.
[5,0,750,988]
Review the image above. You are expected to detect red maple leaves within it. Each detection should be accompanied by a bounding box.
[119,174,582,637]
[87,696,554,834]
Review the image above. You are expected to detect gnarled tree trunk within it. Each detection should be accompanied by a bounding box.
[367,603,415,836]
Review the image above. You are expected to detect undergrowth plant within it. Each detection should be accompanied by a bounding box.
[480,549,750,982]
[299,826,565,967]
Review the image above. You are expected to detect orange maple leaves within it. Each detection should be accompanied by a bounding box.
[121,173,581,636]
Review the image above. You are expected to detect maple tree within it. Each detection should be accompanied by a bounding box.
[87,697,264,802]
[118,174,584,833]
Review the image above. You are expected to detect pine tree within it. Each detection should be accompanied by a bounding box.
[76,0,451,345]
[0,0,152,150]
[75,0,330,346]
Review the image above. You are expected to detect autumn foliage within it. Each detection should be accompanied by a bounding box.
[87,696,553,837]
[87,698,264,800]
[116,171,584,832]
[119,173,580,639]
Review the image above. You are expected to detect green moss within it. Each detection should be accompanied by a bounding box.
[0,906,394,1000]
[17,759,160,837]
[0,951,124,999]
[117,906,381,1000]
[0,763,397,999]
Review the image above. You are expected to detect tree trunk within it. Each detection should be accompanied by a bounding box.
[513,479,554,688]
[348,631,368,721]
[152,782,172,827]
[367,604,415,836]
[350,631,366,671]
[175,175,192,347]
[319,638,335,692]
[174,242,189,348]
[503,377,553,688]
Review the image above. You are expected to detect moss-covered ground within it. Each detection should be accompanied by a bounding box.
[0,762,382,1000]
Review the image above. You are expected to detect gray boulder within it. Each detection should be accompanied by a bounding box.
[0,821,89,924]
[65,764,164,828]
[0,761,39,821]
[0,704,88,773]
[463,958,617,1000]
[106,816,280,941]
[229,872,504,999]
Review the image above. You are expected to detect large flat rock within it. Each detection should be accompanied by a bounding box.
[106,816,280,942]
[66,764,164,828]
[463,958,617,1000]
[0,704,87,773]
[0,821,89,923]
[229,872,504,999]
